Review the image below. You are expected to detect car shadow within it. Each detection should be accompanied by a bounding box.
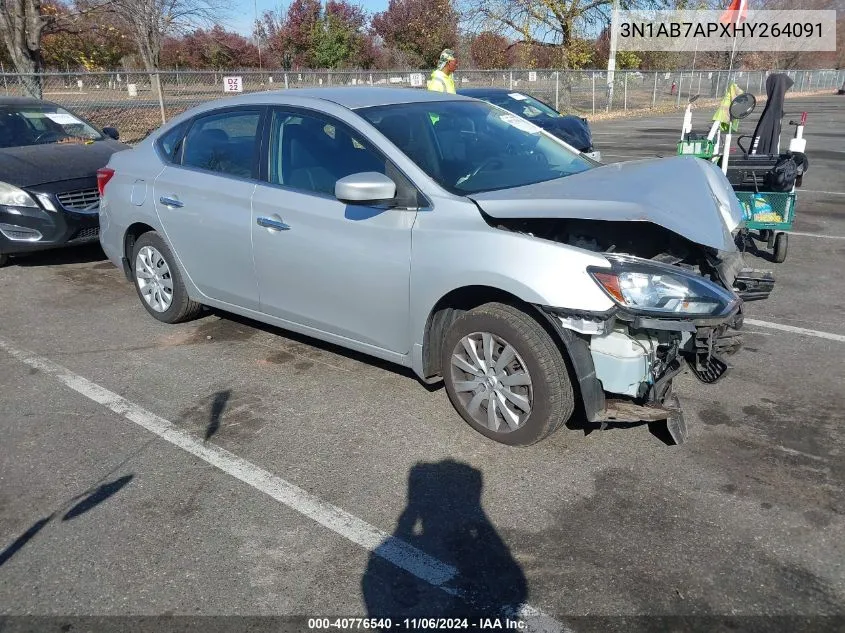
[10,244,107,267]
[362,459,527,618]
[201,308,444,393]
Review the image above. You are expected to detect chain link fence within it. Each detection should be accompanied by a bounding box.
[2,68,842,145]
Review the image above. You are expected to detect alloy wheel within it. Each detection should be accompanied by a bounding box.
[135,245,174,313]
[450,331,533,433]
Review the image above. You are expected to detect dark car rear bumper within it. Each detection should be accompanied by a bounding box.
[0,177,100,256]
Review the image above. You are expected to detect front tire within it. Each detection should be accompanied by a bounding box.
[131,231,202,323]
[441,302,575,446]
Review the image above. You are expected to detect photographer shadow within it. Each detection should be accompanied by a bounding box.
[362,459,527,619]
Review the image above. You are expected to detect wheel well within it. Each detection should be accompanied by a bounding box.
[124,223,156,260]
[422,285,562,379]
[122,223,156,280]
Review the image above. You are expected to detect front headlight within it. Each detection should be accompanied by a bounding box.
[588,255,739,317]
[0,182,38,208]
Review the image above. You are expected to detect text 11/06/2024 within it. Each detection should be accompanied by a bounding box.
[307,618,527,630]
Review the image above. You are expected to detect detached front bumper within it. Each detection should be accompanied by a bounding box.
[539,304,744,445]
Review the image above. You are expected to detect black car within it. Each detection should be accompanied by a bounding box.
[456,88,601,161]
[0,97,127,266]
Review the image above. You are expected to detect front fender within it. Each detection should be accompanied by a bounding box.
[409,207,615,351]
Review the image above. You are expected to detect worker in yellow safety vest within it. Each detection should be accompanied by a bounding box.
[427,49,457,93]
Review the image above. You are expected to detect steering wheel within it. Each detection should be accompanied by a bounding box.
[34,130,68,144]
[458,156,505,185]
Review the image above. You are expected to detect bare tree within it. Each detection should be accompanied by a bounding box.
[0,0,62,97]
[457,0,671,69]
[111,0,225,77]
[0,0,112,97]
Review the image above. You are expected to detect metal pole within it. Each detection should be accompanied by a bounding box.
[509,70,513,90]
[698,71,702,96]
[606,0,620,110]
[677,72,682,107]
[592,73,596,114]
[759,71,763,93]
[624,71,628,111]
[555,71,559,111]
[285,73,289,89]
[0,62,7,95]
[652,72,657,108]
[156,73,166,124]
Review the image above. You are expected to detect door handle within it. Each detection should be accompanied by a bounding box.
[159,196,184,208]
[257,216,290,231]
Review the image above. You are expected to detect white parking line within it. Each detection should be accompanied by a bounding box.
[744,319,845,343]
[0,337,567,632]
[788,231,845,240]
[801,189,845,196]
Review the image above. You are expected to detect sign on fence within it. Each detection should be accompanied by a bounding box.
[528,71,537,82]
[410,73,424,87]
[224,76,243,93]
[127,83,138,97]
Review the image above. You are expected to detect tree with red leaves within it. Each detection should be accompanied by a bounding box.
[371,0,458,68]
[469,31,511,69]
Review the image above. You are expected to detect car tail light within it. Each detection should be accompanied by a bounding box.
[97,168,115,197]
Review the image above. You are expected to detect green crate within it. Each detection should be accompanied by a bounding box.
[677,139,715,158]
[736,190,796,230]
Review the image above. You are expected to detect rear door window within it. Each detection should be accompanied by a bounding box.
[181,109,262,179]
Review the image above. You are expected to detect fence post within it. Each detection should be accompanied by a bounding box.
[624,71,628,111]
[155,73,166,125]
[509,70,513,90]
[555,71,559,111]
[592,73,595,114]
[676,72,682,107]
[284,74,289,89]
[0,62,7,95]
[697,72,701,96]
[652,72,657,108]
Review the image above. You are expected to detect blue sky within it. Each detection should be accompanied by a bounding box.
[223,0,392,36]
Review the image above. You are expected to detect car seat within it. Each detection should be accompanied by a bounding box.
[183,128,231,172]
[375,114,441,180]
[0,113,35,148]
[282,123,337,195]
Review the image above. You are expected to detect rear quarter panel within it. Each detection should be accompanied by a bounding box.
[99,143,166,268]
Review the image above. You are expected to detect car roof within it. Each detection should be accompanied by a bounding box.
[0,96,59,107]
[216,86,476,110]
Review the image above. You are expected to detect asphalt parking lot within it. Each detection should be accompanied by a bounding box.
[1,94,843,630]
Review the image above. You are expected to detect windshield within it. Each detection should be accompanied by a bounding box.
[357,100,594,195]
[483,92,562,119]
[0,105,103,149]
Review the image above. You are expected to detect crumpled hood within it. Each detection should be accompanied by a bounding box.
[468,155,744,251]
[0,139,126,188]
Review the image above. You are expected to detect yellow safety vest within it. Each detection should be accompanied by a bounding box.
[427,69,455,93]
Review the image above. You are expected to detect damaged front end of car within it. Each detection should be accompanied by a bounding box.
[468,155,776,443]
[487,217,766,445]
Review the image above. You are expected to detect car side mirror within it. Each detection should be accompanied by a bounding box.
[102,127,120,140]
[335,172,396,205]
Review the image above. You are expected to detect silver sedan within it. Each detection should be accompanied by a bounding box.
[99,87,760,446]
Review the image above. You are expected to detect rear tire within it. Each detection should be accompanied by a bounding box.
[773,232,788,263]
[0,252,8,267]
[131,231,202,323]
[441,302,575,446]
